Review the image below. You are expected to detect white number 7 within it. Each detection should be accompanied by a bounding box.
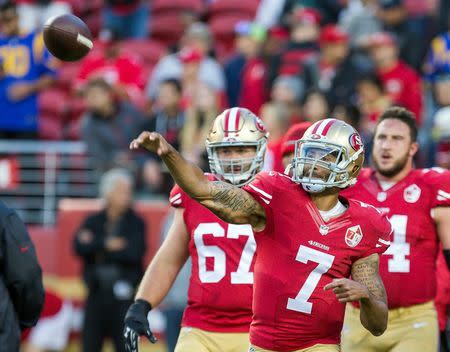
[287,246,335,314]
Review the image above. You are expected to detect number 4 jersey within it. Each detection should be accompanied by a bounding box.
[342,168,450,309]
[169,174,255,332]
[242,171,392,351]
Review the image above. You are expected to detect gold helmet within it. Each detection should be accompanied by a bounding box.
[291,118,364,193]
[206,107,268,187]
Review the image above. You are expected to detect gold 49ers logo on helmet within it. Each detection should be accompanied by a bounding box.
[206,107,268,187]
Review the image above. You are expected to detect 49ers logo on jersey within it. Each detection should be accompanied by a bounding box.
[345,225,363,247]
[403,184,421,203]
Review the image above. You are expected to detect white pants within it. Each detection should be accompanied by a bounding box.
[18,2,72,32]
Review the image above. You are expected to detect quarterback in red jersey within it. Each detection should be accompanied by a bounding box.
[130,114,393,351]
[123,107,268,352]
[341,107,450,352]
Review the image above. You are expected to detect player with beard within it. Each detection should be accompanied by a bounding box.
[123,108,267,352]
[129,115,393,352]
[341,106,450,352]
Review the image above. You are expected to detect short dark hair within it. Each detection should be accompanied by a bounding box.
[160,78,182,95]
[357,73,384,92]
[376,106,418,142]
[0,1,16,13]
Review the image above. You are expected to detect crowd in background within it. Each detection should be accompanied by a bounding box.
[0,0,449,197]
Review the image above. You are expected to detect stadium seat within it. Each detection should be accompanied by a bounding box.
[67,97,86,122]
[208,0,259,18]
[38,89,69,117]
[84,12,102,38]
[120,40,166,66]
[209,14,254,40]
[65,119,82,141]
[150,13,184,46]
[152,0,204,15]
[64,0,86,17]
[39,114,64,140]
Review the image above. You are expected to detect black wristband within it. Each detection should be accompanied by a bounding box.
[135,299,152,314]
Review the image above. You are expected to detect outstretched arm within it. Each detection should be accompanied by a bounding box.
[130,132,266,230]
[324,253,387,336]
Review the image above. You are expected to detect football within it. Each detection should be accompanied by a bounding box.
[43,14,93,62]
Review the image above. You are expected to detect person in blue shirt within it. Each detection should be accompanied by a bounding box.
[0,1,56,139]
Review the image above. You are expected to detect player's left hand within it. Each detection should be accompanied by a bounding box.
[324,278,370,303]
[123,299,157,352]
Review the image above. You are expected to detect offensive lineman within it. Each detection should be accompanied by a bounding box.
[123,108,267,352]
[341,107,450,352]
[129,116,393,351]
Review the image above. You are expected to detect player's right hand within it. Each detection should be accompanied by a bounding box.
[129,131,171,156]
[123,299,157,352]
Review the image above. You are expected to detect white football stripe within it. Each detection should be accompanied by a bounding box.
[378,238,390,245]
[438,189,450,199]
[228,107,239,132]
[315,120,328,135]
[248,183,272,199]
[76,33,93,49]
[170,193,181,203]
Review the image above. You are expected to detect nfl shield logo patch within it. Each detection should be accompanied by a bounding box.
[345,225,363,247]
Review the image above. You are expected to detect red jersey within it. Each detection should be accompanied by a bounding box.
[242,171,392,351]
[342,168,450,309]
[239,57,267,115]
[378,61,422,123]
[169,175,255,332]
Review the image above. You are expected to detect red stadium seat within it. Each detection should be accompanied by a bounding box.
[120,40,166,66]
[38,89,69,117]
[150,13,184,46]
[39,114,63,140]
[64,0,86,17]
[67,97,86,122]
[208,0,259,17]
[84,12,102,38]
[65,118,82,141]
[209,14,254,40]
[152,0,204,15]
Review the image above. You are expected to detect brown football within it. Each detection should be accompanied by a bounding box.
[43,14,93,62]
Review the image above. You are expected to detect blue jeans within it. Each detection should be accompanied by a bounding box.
[103,3,149,39]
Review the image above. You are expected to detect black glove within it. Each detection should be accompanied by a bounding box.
[123,299,157,352]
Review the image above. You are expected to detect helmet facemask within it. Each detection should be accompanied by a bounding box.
[291,139,363,193]
[207,140,266,187]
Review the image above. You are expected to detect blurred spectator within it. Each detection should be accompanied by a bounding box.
[264,25,290,57]
[73,168,146,352]
[332,103,362,130]
[16,0,72,33]
[430,73,450,108]
[270,75,304,123]
[139,79,185,195]
[76,28,145,105]
[356,73,392,134]
[181,82,219,170]
[147,23,225,100]
[81,78,144,173]
[103,0,149,39]
[224,21,267,114]
[339,0,383,49]
[260,102,291,172]
[301,89,330,123]
[433,107,450,169]
[367,31,423,122]
[376,0,425,70]
[0,1,56,139]
[280,121,312,169]
[269,7,320,84]
[301,24,368,107]
[22,291,73,352]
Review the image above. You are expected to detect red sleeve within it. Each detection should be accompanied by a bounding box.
[425,168,450,208]
[362,208,393,258]
[169,184,186,208]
